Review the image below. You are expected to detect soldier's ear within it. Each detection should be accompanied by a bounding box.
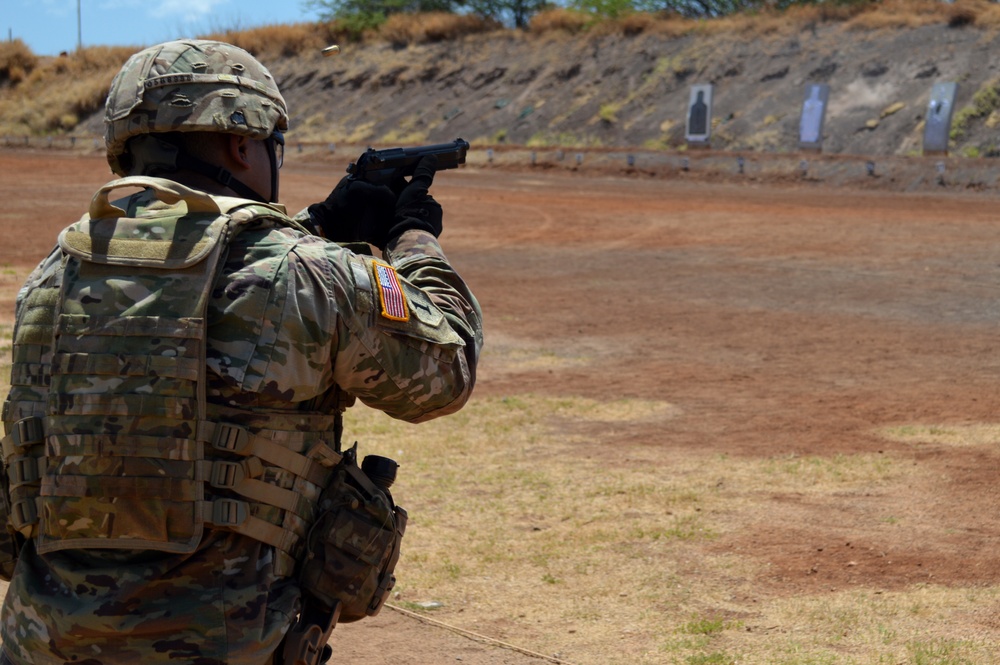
[225,134,254,170]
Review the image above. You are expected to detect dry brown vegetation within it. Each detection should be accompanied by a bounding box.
[842,0,1000,30]
[0,45,134,135]
[527,9,592,35]
[0,40,37,86]
[202,22,333,57]
[378,12,500,46]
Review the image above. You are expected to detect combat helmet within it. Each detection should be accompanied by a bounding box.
[104,39,288,201]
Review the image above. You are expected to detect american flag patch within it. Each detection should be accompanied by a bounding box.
[374,262,409,322]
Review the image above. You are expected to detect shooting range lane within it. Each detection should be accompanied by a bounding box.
[6,150,1000,661]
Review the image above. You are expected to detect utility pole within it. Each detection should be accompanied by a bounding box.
[77,0,82,51]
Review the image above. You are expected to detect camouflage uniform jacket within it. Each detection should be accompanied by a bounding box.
[0,183,483,665]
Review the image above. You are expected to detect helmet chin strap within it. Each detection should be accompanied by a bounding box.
[175,151,271,203]
[265,137,280,203]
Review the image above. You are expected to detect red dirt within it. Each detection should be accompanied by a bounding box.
[4,149,1000,663]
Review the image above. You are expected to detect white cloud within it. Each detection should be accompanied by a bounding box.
[149,0,231,22]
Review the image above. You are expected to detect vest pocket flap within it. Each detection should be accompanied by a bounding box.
[59,215,229,269]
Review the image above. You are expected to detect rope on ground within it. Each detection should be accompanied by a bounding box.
[384,602,578,665]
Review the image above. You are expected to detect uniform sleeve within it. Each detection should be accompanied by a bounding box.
[290,207,321,236]
[330,229,483,423]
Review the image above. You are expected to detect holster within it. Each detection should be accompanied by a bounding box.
[298,444,407,623]
[280,601,339,665]
[279,444,407,664]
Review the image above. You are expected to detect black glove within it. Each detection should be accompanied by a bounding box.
[307,176,397,243]
[385,155,443,248]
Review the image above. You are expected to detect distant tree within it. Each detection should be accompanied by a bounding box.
[304,0,461,23]
[303,0,883,35]
[570,0,635,18]
[464,0,551,27]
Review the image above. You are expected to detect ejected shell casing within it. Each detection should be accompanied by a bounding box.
[322,45,340,57]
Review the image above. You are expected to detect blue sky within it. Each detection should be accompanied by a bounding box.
[7,0,325,56]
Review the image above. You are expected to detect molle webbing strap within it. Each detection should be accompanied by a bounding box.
[4,273,62,539]
[1,416,45,536]
[44,432,202,460]
[8,456,46,488]
[195,458,314,519]
[6,182,344,568]
[34,186,229,554]
[45,474,200,500]
[199,421,342,487]
[194,420,342,574]
[1,416,44,457]
[200,498,298,552]
[200,498,299,576]
[52,351,200,381]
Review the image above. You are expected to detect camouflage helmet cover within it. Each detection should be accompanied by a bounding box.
[105,39,289,175]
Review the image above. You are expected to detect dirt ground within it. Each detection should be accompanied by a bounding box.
[3,149,1000,663]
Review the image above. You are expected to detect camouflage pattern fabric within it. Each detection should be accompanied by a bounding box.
[299,445,406,623]
[104,40,288,176]
[0,186,483,665]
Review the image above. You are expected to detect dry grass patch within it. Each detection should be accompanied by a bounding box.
[345,394,737,664]
[878,422,1000,447]
[378,12,500,46]
[0,40,37,86]
[844,0,953,31]
[732,586,1000,665]
[203,22,330,57]
[0,270,993,663]
[478,336,595,374]
[340,386,933,664]
[526,0,981,42]
[969,1,1000,29]
[0,45,133,135]
[528,9,592,35]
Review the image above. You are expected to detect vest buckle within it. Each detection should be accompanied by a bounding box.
[211,498,248,527]
[9,455,40,486]
[10,497,38,530]
[212,423,251,456]
[210,460,245,489]
[13,417,44,449]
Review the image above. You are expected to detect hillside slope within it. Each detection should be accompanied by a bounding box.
[257,21,1000,158]
[46,19,1000,158]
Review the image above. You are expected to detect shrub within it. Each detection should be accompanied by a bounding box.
[378,12,498,46]
[617,12,658,36]
[948,6,978,28]
[950,77,1000,141]
[529,8,591,34]
[0,40,37,85]
[334,13,390,42]
[844,0,949,31]
[0,44,132,134]
[205,23,328,57]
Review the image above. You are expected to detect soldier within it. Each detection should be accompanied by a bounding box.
[0,39,482,665]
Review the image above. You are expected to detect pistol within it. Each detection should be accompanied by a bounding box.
[346,138,470,186]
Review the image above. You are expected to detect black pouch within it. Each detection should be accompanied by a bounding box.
[299,445,407,622]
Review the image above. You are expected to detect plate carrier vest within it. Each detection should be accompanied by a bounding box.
[1,177,346,577]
